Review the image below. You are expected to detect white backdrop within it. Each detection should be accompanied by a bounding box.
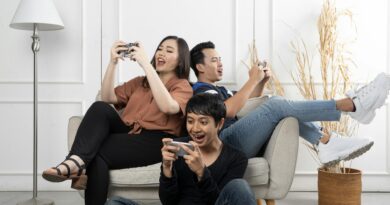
[0,0,389,192]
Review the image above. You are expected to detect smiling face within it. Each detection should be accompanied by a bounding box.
[154,39,179,74]
[197,48,223,83]
[186,112,224,147]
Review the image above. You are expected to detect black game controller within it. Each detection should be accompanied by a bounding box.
[118,42,139,58]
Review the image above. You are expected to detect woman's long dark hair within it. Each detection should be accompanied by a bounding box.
[142,36,190,87]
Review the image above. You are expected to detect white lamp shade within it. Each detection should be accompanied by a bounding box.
[10,0,64,31]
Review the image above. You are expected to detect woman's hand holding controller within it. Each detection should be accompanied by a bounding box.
[110,41,128,64]
[128,42,150,68]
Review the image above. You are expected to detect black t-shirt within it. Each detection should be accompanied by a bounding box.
[158,139,248,205]
[192,82,237,130]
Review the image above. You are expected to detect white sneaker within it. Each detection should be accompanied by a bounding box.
[347,104,376,124]
[347,73,390,124]
[318,132,374,167]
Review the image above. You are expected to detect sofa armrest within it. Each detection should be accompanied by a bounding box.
[67,116,83,151]
[262,117,299,198]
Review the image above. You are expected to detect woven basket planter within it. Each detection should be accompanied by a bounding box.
[318,168,362,205]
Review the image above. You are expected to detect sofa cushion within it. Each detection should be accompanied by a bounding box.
[109,157,269,187]
[244,157,269,185]
[110,163,161,187]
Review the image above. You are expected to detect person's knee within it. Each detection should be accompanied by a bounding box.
[222,179,256,204]
[267,96,287,107]
[105,196,138,205]
[270,96,291,111]
[226,179,252,194]
[260,96,288,119]
[105,196,123,205]
[87,101,116,117]
[90,101,111,110]
[216,179,256,205]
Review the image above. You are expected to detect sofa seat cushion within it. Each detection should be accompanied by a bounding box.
[109,157,269,187]
[244,157,269,185]
[110,163,161,187]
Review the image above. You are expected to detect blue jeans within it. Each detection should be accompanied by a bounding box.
[104,196,139,205]
[220,96,341,157]
[215,179,256,205]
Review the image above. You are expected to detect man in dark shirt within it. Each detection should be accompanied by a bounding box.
[188,41,389,166]
[159,94,256,205]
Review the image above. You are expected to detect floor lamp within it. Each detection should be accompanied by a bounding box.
[9,0,64,204]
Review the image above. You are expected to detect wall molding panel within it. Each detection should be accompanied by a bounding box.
[0,0,85,84]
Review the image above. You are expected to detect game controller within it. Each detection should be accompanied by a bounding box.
[118,42,139,58]
[167,141,194,157]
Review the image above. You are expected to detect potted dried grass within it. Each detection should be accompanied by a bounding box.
[290,0,363,204]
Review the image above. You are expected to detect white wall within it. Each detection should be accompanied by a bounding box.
[0,0,101,190]
[0,0,389,192]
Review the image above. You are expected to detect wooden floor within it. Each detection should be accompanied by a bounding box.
[1,191,390,205]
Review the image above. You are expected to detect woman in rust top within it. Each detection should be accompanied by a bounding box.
[42,36,193,205]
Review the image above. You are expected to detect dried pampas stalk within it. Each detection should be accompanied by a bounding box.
[290,0,358,170]
[290,38,316,100]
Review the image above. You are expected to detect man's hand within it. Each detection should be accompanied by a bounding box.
[248,61,266,84]
[161,138,179,178]
[181,141,205,181]
[260,61,272,85]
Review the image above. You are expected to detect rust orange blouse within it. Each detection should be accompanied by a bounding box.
[114,76,193,136]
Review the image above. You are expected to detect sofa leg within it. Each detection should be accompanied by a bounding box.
[257,199,262,205]
[265,199,275,205]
